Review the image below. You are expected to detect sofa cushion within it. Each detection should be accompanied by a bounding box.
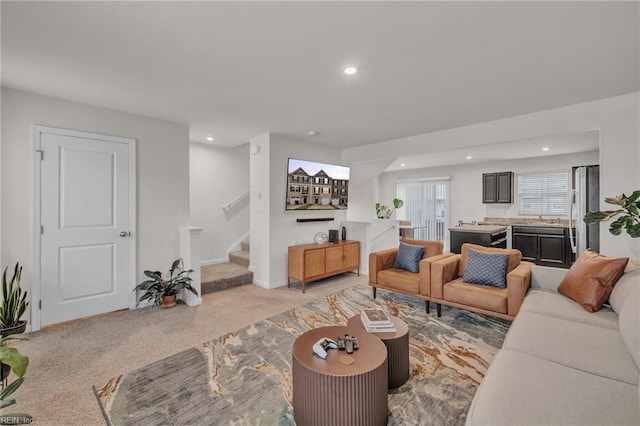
[520,289,619,330]
[609,268,640,314]
[443,278,508,314]
[503,311,638,385]
[377,269,420,293]
[558,249,629,312]
[392,242,424,273]
[401,238,443,258]
[458,243,522,278]
[465,349,640,426]
[618,284,639,370]
[462,248,508,288]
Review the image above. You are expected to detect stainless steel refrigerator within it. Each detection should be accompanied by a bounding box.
[569,165,600,257]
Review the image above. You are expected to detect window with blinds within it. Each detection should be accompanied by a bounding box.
[518,172,569,215]
[395,179,449,243]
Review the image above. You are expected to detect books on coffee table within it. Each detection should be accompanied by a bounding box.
[360,309,396,333]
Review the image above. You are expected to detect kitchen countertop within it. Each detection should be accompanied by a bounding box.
[479,221,568,228]
[449,224,508,233]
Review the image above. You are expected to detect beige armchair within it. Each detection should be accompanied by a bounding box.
[430,243,534,320]
[368,238,453,313]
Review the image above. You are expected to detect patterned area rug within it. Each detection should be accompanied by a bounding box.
[94,285,509,425]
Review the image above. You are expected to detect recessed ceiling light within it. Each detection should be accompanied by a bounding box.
[308,130,319,136]
[206,137,214,141]
[542,147,550,151]
[400,163,406,167]
[343,66,358,75]
[466,156,473,160]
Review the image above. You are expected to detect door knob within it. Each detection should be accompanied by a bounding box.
[120,231,130,237]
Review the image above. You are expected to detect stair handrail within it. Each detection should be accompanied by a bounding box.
[371,224,397,243]
[222,189,250,211]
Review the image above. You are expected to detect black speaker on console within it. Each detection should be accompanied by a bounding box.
[328,229,339,243]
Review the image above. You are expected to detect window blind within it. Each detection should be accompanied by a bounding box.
[518,172,569,215]
[396,179,449,243]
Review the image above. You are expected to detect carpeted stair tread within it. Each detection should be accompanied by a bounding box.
[228,250,250,267]
[240,240,250,252]
[201,262,253,294]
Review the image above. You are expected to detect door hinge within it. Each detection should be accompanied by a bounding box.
[36,149,44,161]
[39,300,42,310]
[41,225,44,235]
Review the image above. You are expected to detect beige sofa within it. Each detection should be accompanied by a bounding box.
[466,265,640,425]
[430,243,534,321]
[368,239,453,313]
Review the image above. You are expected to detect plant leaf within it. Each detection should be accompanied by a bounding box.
[627,223,640,238]
[0,377,24,403]
[0,347,29,377]
[583,210,622,224]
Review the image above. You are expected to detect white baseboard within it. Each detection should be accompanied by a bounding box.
[200,257,228,266]
[252,279,287,289]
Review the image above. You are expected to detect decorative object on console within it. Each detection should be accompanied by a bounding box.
[313,232,328,244]
[462,248,509,288]
[583,190,640,238]
[375,198,404,219]
[328,229,339,243]
[392,242,425,273]
[341,226,346,241]
[557,249,629,312]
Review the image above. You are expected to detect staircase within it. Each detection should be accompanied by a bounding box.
[201,241,253,294]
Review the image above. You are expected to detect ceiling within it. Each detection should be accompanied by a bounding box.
[2,2,638,149]
[385,131,600,171]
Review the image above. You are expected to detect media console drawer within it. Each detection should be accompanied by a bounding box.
[287,240,360,293]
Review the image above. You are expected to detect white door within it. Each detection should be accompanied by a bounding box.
[36,127,135,327]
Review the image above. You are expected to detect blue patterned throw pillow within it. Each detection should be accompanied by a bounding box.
[393,242,425,273]
[463,248,508,288]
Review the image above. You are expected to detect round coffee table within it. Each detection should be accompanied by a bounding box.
[292,325,388,426]
[347,314,410,388]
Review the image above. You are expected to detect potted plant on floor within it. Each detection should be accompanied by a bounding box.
[0,263,29,337]
[134,258,198,308]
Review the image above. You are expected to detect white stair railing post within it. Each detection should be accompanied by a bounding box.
[179,226,203,306]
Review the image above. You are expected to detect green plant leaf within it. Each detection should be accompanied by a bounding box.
[626,190,640,203]
[609,217,626,235]
[0,376,24,404]
[0,347,29,377]
[627,223,640,238]
[583,210,622,224]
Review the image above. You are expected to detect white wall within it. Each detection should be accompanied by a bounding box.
[189,142,249,264]
[249,133,346,288]
[345,93,640,258]
[378,150,600,224]
[1,88,191,318]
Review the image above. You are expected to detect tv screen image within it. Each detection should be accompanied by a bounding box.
[286,158,350,210]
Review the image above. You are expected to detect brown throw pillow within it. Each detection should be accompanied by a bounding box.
[558,249,629,312]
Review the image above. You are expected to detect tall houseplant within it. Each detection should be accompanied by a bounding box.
[134,259,198,308]
[1,263,29,336]
[583,190,640,238]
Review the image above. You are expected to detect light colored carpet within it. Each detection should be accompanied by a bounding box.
[95,285,509,425]
[13,274,360,425]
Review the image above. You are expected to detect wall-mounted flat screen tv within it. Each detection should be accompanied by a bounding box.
[286,158,350,210]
